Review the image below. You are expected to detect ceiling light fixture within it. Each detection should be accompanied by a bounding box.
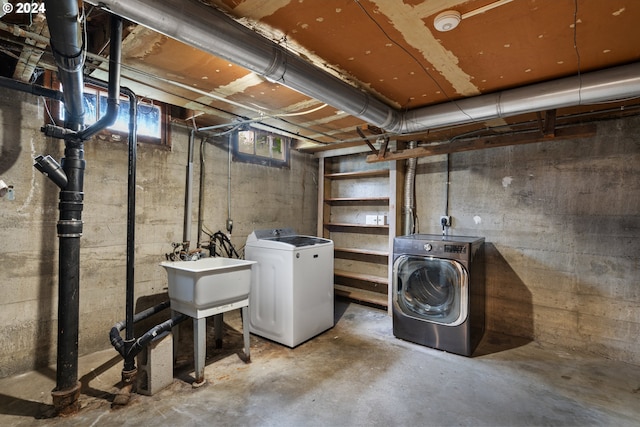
[434,10,461,32]
[434,0,514,32]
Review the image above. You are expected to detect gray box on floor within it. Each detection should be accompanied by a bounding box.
[136,331,173,395]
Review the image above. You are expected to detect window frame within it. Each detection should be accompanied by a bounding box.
[232,127,291,168]
[44,72,170,146]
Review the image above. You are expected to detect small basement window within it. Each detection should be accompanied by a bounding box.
[232,128,290,167]
[45,74,169,146]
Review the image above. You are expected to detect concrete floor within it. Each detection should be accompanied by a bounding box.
[1,300,639,426]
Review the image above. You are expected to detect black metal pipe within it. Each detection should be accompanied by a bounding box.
[52,142,84,413]
[183,130,195,246]
[127,313,189,359]
[109,300,171,356]
[0,76,64,101]
[123,84,138,374]
[39,5,123,414]
[44,0,85,131]
[77,17,122,140]
[86,74,138,374]
[197,137,206,248]
[43,1,86,414]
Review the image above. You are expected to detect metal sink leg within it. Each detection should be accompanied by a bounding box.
[193,317,206,386]
[242,306,250,362]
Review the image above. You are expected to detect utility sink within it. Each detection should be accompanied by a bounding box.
[160,257,256,319]
[160,257,256,385]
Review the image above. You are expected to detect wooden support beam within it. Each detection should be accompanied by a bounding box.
[362,124,383,135]
[544,109,557,136]
[366,123,596,163]
[536,109,557,136]
[378,136,389,160]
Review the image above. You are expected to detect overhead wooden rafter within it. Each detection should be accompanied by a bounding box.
[366,123,597,163]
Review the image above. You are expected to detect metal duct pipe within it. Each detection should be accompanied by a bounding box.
[401,63,640,133]
[403,141,417,235]
[45,0,84,131]
[84,0,399,130]
[85,0,640,136]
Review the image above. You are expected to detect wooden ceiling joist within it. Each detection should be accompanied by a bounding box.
[366,123,597,163]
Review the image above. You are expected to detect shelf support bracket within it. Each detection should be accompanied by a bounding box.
[356,126,378,155]
[377,136,389,160]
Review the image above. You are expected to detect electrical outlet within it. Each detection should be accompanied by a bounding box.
[440,215,451,227]
[365,215,379,225]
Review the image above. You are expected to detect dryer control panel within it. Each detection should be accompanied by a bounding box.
[444,244,467,254]
[393,234,482,262]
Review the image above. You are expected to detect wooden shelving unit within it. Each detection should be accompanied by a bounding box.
[334,285,389,307]
[317,151,401,312]
[324,196,389,204]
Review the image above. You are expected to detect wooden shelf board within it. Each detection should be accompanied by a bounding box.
[324,197,389,204]
[335,284,388,308]
[334,269,388,285]
[324,222,389,229]
[334,247,388,257]
[325,170,389,179]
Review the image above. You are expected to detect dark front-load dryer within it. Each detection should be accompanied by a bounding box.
[392,234,485,356]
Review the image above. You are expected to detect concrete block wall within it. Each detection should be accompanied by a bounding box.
[414,115,640,365]
[0,88,318,377]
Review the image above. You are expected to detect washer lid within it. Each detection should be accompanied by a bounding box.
[267,235,330,247]
[248,228,297,242]
[246,228,332,248]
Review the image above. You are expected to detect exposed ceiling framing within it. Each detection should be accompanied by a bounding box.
[1,0,639,158]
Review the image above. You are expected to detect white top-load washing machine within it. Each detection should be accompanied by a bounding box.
[245,228,334,347]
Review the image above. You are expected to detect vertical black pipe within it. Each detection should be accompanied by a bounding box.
[197,138,205,248]
[44,0,85,415]
[44,0,84,130]
[77,18,122,141]
[123,88,138,373]
[52,143,84,410]
[183,130,195,246]
[85,73,138,381]
[81,16,130,381]
[42,10,123,415]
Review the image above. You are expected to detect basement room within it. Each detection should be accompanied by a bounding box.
[0,0,639,425]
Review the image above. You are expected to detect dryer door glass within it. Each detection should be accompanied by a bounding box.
[393,255,469,326]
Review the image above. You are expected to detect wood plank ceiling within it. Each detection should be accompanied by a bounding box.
[1,0,639,154]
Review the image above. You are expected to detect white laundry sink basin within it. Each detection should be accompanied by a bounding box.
[160,257,256,318]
